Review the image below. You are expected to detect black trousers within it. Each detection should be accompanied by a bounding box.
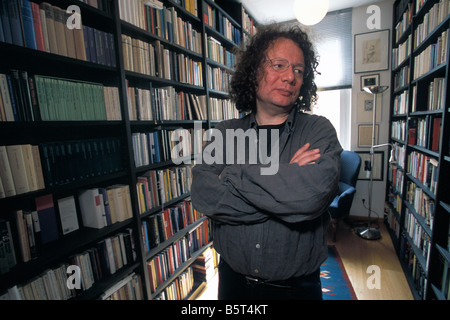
[218,259,323,300]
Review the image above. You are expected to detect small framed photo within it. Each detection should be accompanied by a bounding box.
[360,74,379,91]
[358,124,378,147]
[356,151,385,181]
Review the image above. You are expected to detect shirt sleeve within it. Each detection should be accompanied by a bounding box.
[190,115,342,225]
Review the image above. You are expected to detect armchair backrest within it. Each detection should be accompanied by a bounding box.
[340,151,361,187]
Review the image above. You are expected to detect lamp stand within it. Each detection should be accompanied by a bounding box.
[357,85,388,241]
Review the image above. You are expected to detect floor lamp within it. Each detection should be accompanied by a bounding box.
[357,85,389,240]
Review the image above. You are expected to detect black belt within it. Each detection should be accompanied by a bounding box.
[243,269,320,289]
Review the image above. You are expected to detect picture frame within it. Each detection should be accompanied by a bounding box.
[358,124,378,147]
[356,151,385,181]
[357,92,382,123]
[354,30,390,73]
[360,74,379,91]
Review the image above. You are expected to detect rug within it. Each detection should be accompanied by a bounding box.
[321,246,357,300]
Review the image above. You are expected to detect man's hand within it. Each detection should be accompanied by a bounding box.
[289,143,321,166]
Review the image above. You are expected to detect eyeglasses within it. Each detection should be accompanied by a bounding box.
[267,58,307,79]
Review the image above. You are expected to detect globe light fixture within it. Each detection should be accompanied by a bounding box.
[294,0,329,26]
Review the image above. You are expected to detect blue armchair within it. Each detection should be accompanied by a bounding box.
[329,150,361,242]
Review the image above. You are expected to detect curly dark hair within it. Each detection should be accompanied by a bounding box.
[229,23,319,113]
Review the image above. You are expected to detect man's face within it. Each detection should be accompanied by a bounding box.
[256,38,305,113]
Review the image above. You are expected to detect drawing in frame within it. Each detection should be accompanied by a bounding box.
[354,30,390,73]
[356,151,384,181]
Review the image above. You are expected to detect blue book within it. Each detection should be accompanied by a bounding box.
[0,9,4,42]
[35,194,60,244]
[7,0,24,46]
[0,0,13,44]
[18,0,36,49]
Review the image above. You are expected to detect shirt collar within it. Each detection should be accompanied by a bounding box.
[249,106,297,132]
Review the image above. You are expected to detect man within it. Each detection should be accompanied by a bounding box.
[191,23,342,300]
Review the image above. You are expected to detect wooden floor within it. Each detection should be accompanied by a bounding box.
[196,217,414,300]
[329,217,413,300]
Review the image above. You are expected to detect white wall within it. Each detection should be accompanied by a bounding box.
[350,0,394,218]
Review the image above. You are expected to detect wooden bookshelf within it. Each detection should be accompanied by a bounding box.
[387,0,450,300]
[0,0,257,300]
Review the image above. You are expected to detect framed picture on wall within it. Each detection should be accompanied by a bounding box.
[356,151,384,181]
[358,124,378,147]
[360,74,379,91]
[354,30,390,73]
[357,92,382,123]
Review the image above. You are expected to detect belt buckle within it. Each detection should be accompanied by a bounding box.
[245,275,263,284]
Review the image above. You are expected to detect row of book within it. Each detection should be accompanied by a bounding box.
[202,1,241,45]
[241,7,257,37]
[393,65,410,90]
[126,84,207,121]
[0,144,44,199]
[391,119,407,141]
[136,167,193,215]
[101,272,144,300]
[393,34,411,69]
[408,116,442,151]
[209,96,239,121]
[79,184,134,229]
[118,0,202,55]
[5,184,133,267]
[0,71,122,122]
[393,91,409,115]
[132,129,202,167]
[412,77,446,112]
[40,137,124,187]
[207,65,232,92]
[406,181,435,228]
[404,208,432,269]
[400,236,428,299]
[0,1,116,67]
[394,2,413,43]
[413,0,450,49]
[206,36,237,68]
[393,142,406,169]
[2,229,137,299]
[407,151,439,194]
[141,199,203,251]
[122,35,203,87]
[147,219,210,294]
[389,164,404,197]
[413,30,448,79]
[154,265,194,300]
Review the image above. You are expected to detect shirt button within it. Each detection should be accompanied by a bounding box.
[255,243,261,249]
[254,269,259,274]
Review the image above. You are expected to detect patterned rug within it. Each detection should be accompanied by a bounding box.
[321,246,357,300]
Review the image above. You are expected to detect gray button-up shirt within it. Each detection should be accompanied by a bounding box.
[191,107,342,281]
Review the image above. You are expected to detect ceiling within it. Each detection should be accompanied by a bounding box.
[237,0,383,24]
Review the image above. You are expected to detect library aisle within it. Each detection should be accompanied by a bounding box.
[196,219,414,300]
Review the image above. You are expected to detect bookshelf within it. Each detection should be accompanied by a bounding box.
[387,0,450,300]
[0,0,257,300]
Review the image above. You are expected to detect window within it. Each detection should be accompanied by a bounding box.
[313,89,351,150]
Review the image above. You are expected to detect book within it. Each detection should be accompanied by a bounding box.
[35,194,60,244]
[78,188,106,229]
[6,144,30,195]
[57,195,80,235]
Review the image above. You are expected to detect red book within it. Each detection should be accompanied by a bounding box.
[431,117,441,151]
[31,2,45,51]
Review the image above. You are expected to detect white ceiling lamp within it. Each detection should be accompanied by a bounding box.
[294,0,329,25]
